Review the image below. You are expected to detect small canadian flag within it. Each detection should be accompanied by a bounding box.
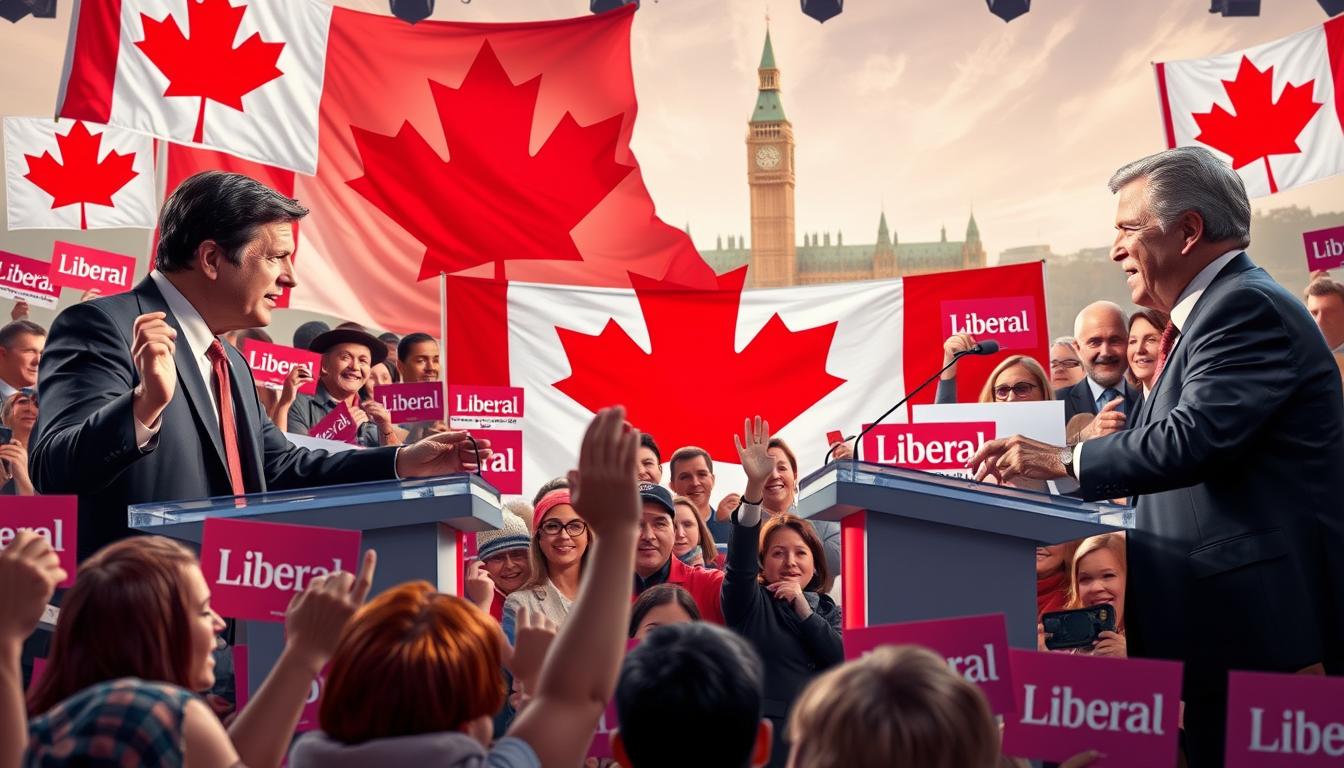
[1155,16,1344,197]
[3,117,156,230]
[56,0,332,174]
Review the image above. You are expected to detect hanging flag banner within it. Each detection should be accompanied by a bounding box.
[3,117,156,230]
[1155,17,1344,196]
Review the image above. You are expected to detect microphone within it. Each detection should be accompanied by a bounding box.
[827,339,1000,465]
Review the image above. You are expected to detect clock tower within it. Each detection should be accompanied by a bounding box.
[747,28,796,288]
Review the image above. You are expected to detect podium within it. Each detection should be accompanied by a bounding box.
[798,462,1131,649]
[129,474,503,697]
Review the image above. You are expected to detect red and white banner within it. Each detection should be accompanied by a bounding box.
[452,262,1047,499]
[49,241,136,295]
[3,117,155,230]
[200,517,360,622]
[844,614,1016,716]
[0,496,77,588]
[239,338,318,395]
[0,251,62,309]
[1155,17,1344,196]
[1226,670,1344,766]
[57,0,331,173]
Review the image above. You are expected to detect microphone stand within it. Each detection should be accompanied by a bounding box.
[825,350,978,466]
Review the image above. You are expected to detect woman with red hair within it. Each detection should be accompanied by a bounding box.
[290,406,645,768]
[26,535,374,768]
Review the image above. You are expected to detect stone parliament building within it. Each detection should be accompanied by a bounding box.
[699,30,986,287]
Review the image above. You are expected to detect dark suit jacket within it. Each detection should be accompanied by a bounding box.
[1078,253,1344,684]
[30,278,399,560]
[1055,377,1143,425]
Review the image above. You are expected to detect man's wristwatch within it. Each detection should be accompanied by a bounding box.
[1058,446,1075,479]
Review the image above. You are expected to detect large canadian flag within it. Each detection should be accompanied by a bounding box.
[3,117,155,230]
[1156,16,1344,197]
[57,0,330,173]
[452,262,1049,498]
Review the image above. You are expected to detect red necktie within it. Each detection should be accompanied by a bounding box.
[1153,323,1180,384]
[206,340,246,497]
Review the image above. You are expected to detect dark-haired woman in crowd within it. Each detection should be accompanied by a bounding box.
[1126,308,1170,395]
[26,535,375,768]
[725,417,843,768]
[0,388,37,496]
[629,583,702,639]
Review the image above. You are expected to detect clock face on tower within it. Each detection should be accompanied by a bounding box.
[754,145,782,170]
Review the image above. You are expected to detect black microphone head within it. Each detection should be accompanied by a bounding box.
[972,339,1000,355]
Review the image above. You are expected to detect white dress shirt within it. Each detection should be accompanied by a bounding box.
[135,271,221,445]
[1073,249,1243,478]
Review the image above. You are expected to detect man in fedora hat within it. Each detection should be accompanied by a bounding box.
[287,325,401,447]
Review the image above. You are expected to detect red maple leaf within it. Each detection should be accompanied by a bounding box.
[23,121,139,230]
[347,40,635,281]
[1192,55,1322,194]
[554,268,847,463]
[134,0,285,143]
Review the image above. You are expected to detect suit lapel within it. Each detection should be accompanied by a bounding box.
[133,279,228,473]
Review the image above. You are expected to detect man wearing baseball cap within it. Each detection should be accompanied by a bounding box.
[286,326,400,448]
[634,481,725,624]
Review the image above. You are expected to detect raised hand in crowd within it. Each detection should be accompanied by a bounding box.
[733,415,774,528]
[0,530,66,768]
[506,405,640,767]
[8,301,28,322]
[268,364,313,431]
[79,288,101,303]
[0,441,34,496]
[828,439,854,461]
[1078,397,1125,441]
[130,311,178,428]
[229,549,377,768]
[716,492,742,523]
[394,429,492,478]
[465,559,495,614]
[941,332,977,379]
[509,604,559,698]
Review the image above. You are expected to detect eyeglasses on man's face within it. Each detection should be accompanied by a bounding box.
[993,382,1040,400]
[538,519,587,538]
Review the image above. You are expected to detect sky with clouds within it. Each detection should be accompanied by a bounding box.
[2,0,1342,260]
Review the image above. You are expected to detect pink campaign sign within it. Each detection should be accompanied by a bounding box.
[1225,670,1344,766]
[310,402,358,444]
[478,429,522,495]
[1002,650,1182,767]
[940,294,1038,351]
[295,670,327,733]
[200,518,361,623]
[1303,224,1344,271]
[844,614,1016,716]
[449,384,523,429]
[239,339,319,396]
[861,422,995,479]
[49,241,135,295]
[0,496,78,587]
[0,250,61,309]
[375,381,443,423]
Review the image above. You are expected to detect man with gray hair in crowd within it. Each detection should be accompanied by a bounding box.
[1056,301,1143,435]
[969,146,1344,767]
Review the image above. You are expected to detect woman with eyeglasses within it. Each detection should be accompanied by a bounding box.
[934,334,1052,406]
[0,388,37,495]
[502,488,590,644]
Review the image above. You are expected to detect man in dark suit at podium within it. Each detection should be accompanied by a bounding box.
[31,171,490,561]
[968,147,1344,768]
